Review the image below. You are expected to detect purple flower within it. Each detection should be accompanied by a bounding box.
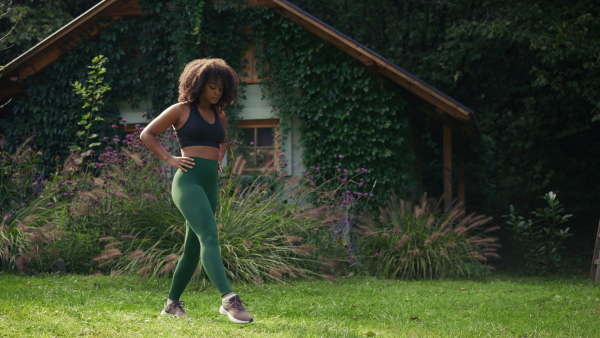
[338,155,344,159]
[313,228,319,231]
[47,202,54,207]
[62,193,68,197]
[118,178,127,185]
[94,163,103,169]
[250,142,254,145]
[375,253,380,258]
[279,152,285,157]
[58,180,64,185]
[111,124,118,129]
[66,180,72,185]
[143,175,148,179]
[121,118,127,123]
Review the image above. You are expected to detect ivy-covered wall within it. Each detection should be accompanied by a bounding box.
[2,0,418,203]
[251,8,416,202]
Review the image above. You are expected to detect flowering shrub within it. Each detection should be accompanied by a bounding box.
[295,156,375,272]
[358,193,500,279]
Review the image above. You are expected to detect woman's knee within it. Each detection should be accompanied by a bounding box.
[199,232,219,248]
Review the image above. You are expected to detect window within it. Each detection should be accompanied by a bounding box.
[236,119,280,173]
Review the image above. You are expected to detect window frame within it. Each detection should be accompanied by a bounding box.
[236,119,280,173]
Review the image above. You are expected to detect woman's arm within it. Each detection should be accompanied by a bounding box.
[140,103,195,172]
[218,110,229,172]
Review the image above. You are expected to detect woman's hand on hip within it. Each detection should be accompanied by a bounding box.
[167,156,195,172]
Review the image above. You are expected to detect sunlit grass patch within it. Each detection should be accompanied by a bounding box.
[0,273,598,337]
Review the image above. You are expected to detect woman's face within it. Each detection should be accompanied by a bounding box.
[200,77,224,105]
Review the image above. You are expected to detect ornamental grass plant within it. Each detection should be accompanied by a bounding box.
[95,154,342,284]
[358,192,500,279]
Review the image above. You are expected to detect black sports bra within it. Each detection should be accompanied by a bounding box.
[175,105,225,149]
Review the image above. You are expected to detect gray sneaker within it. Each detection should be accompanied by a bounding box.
[219,295,253,323]
[161,300,189,318]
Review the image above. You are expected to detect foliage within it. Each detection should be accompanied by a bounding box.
[251,9,415,207]
[71,54,110,155]
[0,197,65,273]
[0,136,44,215]
[504,191,573,274]
[1,0,251,172]
[0,0,99,64]
[92,150,356,284]
[290,0,600,251]
[358,193,500,279]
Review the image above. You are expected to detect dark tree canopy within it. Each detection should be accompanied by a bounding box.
[1,0,100,64]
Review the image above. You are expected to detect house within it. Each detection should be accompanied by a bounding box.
[0,0,479,209]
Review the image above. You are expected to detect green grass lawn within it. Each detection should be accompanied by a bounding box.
[0,273,598,337]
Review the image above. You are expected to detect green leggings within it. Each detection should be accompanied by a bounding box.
[168,157,232,300]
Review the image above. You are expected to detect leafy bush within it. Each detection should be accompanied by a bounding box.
[504,191,572,273]
[358,193,500,279]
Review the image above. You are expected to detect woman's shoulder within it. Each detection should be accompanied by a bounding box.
[161,102,190,116]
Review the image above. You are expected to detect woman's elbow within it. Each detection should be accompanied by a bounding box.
[139,129,153,143]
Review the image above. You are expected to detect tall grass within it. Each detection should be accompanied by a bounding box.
[95,156,346,284]
[358,192,500,279]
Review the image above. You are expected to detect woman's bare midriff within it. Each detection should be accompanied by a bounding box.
[181,145,220,161]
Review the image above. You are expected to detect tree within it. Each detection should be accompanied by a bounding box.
[0,0,100,64]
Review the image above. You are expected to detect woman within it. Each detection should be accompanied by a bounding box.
[140,58,253,323]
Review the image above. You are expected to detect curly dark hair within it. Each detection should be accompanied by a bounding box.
[178,58,239,111]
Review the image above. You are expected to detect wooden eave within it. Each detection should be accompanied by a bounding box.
[0,0,140,100]
[247,0,476,131]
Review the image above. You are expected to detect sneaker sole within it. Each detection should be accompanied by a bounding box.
[160,310,189,318]
[219,306,253,323]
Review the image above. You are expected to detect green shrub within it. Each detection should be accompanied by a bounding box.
[358,193,500,279]
[504,191,572,274]
[0,198,65,273]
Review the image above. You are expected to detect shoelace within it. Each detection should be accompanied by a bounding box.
[169,300,186,311]
[229,296,247,311]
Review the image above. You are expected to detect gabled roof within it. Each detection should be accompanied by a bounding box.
[0,0,139,99]
[1,0,476,131]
